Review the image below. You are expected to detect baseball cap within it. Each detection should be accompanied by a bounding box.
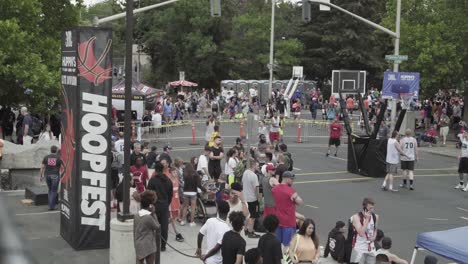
[282,171,295,179]
[266,163,275,171]
[163,146,172,151]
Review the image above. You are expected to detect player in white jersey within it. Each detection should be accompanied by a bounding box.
[455,131,468,191]
[382,131,406,192]
[399,129,418,190]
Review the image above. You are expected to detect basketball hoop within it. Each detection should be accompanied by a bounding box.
[400,93,413,110]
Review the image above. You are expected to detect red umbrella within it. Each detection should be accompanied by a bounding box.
[168,80,198,87]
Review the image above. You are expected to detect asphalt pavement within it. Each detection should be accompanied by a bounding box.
[1,121,466,264]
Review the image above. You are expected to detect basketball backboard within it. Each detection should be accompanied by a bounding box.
[332,70,366,96]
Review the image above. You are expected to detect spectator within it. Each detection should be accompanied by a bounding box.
[163,99,173,124]
[208,136,224,182]
[130,143,147,166]
[38,124,55,143]
[146,146,158,169]
[168,167,184,242]
[203,211,247,264]
[375,254,390,264]
[133,190,159,264]
[374,229,385,250]
[349,198,378,264]
[438,109,450,145]
[114,132,124,154]
[39,145,65,210]
[424,255,438,264]
[327,119,343,157]
[111,142,123,208]
[245,248,262,264]
[258,121,270,144]
[258,214,282,264]
[347,96,355,115]
[227,182,249,219]
[279,143,293,171]
[262,163,279,217]
[375,237,408,264]
[324,221,346,263]
[417,125,438,146]
[272,171,304,250]
[242,159,261,238]
[225,148,239,185]
[147,163,173,251]
[270,111,281,145]
[130,157,149,193]
[20,107,34,145]
[275,154,287,183]
[310,98,319,120]
[158,145,173,166]
[180,163,204,227]
[197,145,211,178]
[290,219,320,264]
[197,200,231,264]
[378,121,389,140]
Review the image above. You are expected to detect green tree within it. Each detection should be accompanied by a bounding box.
[297,0,391,89]
[0,0,80,114]
[382,0,468,97]
[224,0,304,80]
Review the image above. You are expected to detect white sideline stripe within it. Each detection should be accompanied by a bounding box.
[15,211,60,216]
[456,207,468,213]
[0,189,25,193]
[293,167,302,171]
[460,217,468,221]
[426,218,448,221]
[305,204,319,209]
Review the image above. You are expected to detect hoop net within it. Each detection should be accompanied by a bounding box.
[400,93,413,110]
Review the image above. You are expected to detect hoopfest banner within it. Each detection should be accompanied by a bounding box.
[60,27,112,250]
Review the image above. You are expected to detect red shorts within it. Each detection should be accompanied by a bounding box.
[269,132,280,142]
[263,206,276,217]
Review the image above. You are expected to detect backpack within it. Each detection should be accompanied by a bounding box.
[344,212,377,262]
[284,152,293,171]
[31,116,43,136]
[233,161,246,182]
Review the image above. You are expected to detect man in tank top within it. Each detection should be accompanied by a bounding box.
[399,129,418,190]
[262,163,279,217]
[382,131,407,192]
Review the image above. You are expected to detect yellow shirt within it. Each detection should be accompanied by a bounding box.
[208,131,219,147]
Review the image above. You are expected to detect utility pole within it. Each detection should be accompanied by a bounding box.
[390,0,402,131]
[268,0,276,100]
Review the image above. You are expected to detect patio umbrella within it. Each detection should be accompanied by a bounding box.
[168,80,198,87]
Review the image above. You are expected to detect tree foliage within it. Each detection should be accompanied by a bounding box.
[382,0,468,97]
[0,0,80,113]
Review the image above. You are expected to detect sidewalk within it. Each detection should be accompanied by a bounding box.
[418,143,459,158]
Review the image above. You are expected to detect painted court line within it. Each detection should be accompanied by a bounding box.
[305,204,319,209]
[296,171,348,176]
[456,207,468,213]
[295,173,458,184]
[15,211,60,216]
[460,217,468,221]
[426,218,449,221]
[293,167,302,171]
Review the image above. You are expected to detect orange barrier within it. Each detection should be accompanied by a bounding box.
[239,119,246,139]
[190,120,198,145]
[296,122,302,143]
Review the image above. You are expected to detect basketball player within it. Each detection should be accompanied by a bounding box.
[455,131,468,192]
[382,131,406,192]
[400,129,418,190]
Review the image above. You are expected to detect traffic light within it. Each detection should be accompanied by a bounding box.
[210,0,221,17]
[302,0,311,23]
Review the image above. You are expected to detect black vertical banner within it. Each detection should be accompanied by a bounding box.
[60,27,112,250]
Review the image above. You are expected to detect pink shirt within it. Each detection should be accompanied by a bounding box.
[272,184,296,227]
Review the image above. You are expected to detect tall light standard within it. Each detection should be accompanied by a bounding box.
[303,0,402,129]
[267,0,276,99]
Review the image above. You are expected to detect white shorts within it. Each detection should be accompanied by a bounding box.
[350,249,376,264]
[440,126,449,137]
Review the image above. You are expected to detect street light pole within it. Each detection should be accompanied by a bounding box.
[268,0,276,99]
[118,0,134,222]
[390,0,402,131]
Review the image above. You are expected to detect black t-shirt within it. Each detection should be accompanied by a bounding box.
[146,173,173,205]
[208,146,224,169]
[221,231,246,264]
[258,233,282,264]
[277,99,286,112]
[130,152,147,166]
[158,152,172,166]
[42,154,63,176]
